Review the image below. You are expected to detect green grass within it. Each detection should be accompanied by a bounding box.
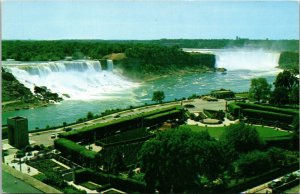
[183,124,293,140]
[235,92,248,98]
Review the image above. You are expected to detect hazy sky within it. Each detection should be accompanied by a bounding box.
[3,0,299,40]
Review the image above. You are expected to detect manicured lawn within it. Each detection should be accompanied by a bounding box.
[186,125,225,139]
[183,124,292,140]
[235,92,248,98]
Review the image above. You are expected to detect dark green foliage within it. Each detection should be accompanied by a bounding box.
[236,102,299,116]
[274,70,298,91]
[144,109,182,126]
[59,106,182,141]
[99,128,149,145]
[2,40,215,80]
[248,78,271,102]
[203,109,225,121]
[139,127,226,192]
[234,148,298,178]
[54,138,96,164]
[227,103,241,117]
[74,168,146,193]
[220,123,263,155]
[210,89,235,99]
[99,142,145,170]
[234,150,271,177]
[243,109,294,124]
[279,52,299,71]
[109,151,127,174]
[2,68,16,81]
[271,70,299,105]
[270,87,290,105]
[87,112,94,119]
[151,91,165,103]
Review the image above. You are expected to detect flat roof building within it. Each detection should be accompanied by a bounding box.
[7,116,29,149]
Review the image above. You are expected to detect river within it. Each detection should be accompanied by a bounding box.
[2,49,281,130]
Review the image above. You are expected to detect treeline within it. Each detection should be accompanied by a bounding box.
[279,51,299,71]
[2,40,129,61]
[3,40,216,80]
[3,39,298,61]
[152,39,299,51]
[117,44,215,79]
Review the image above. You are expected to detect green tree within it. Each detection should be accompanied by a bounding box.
[220,123,263,156]
[274,70,298,91]
[234,150,271,177]
[270,87,289,105]
[248,78,271,102]
[152,91,165,103]
[87,112,94,119]
[139,127,226,193]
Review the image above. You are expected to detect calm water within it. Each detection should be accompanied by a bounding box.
[2,69,278,130]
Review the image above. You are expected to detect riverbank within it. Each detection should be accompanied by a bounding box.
[2,100,53,113]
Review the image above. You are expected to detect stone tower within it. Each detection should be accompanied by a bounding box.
[7,116,29,149]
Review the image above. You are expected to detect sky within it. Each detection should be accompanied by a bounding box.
[3,0,299,40]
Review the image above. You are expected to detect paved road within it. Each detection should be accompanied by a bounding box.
[243,169,300,194]
[3,98,226,147]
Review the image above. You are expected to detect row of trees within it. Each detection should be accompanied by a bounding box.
[138,123,298,193]
[248,70,299,105]
[3,40,297,62]
[139,127,226,192]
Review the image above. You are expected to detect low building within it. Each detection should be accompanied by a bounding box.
[7,116,29,149]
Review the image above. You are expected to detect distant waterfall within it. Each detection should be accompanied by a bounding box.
[3,60,138,100]
[215,49,280,71]
[184,48,280,71]
[107,60,114,71]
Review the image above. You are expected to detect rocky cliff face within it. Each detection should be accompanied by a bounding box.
[2,68,34,102]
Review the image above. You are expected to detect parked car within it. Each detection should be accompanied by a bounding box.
[51,133,56,139]
[63,127,73,132]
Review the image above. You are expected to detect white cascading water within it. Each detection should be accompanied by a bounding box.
[3,60,139,100]
[107,60,114,71]
[184,48,281,72]
[215,49,280,71]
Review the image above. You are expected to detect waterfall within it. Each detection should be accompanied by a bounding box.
[107,60,114,71]
[215,49,280,71]
[3,60,138,100]
[184,48,280,71]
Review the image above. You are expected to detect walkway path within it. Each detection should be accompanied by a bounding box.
[2,164,62,193]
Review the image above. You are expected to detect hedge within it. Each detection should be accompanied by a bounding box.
[227,103,241,116]
[54,138,97,164]
[236,102,299,116]
[59,105,182,141]
[74,168,147,193]
[144,109,183,126]
[242,109,294,124]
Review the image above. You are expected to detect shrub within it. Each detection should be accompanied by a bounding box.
[243,109,294,124]
[54,138,96,164]
[227,103,241,117]
[236,102,298,116]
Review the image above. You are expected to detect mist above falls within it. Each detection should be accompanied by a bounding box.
[215,49,280,71]
[4,60,139,100]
